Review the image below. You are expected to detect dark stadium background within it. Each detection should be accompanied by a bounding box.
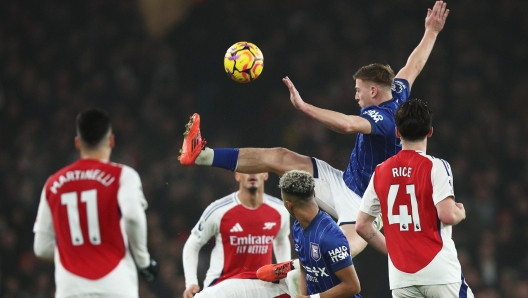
[1,0,527,297]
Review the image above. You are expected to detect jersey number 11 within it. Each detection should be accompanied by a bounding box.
[61,189,102,246]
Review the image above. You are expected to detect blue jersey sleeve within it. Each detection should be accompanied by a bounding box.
[321,227,353,272]
[360,107,394,136]
[391,78,410,104]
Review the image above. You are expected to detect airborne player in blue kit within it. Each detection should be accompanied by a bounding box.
[179,1,450,263]
[279,170,361,298]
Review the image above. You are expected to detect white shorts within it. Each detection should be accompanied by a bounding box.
[195,278,290,298]
[312,158,361,225]
[392,281,474,298]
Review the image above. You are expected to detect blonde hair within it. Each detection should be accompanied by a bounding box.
[278,170,315,200]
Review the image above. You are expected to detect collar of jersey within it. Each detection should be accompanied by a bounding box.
[360,98,395,112]
[301,210,325,235]
[378,98,396,107]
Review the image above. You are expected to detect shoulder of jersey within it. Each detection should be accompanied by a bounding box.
[428,155,452,172]
[202,193,238,221]
[264,194,284,207]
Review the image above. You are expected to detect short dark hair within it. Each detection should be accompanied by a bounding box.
[278,170,315,201]
[395,99,433,141]
[76,109,112,149]
[353,63,395,88]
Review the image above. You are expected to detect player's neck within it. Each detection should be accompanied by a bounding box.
[376,90,393,104]
[295,203,320,229]
[237,189,264,209]
[79,148,111,162]
[401,139,427,152]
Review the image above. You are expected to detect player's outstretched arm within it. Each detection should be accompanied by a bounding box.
[355,211,388,255]
[283,76,372,134]
[436,197,466,225]
[395,1,449,88]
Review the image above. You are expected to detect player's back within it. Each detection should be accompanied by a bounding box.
[372,150,461,288]
[44,158,141,297]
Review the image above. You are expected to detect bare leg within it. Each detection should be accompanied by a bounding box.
[341,224,368,257]
[236,148,314,177]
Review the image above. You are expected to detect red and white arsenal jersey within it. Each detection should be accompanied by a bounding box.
[188,192,290,287]
[33,158,149,297]
[360,150,461,289]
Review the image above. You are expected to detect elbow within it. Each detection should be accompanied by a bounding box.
[34,244,53,261]
[342,122,359,134]
[33,246,45,259]
[438,212,457,225]
[355,221,368,239]
[354,284,361,295]
[346,281,361,295]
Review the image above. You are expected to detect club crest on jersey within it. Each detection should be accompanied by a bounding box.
[263,222,276,230]
[391,80,407,94]
[311,243,321,261]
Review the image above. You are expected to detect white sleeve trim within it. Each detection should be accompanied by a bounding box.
[273,236,291,263]
[182,234,202,287]
[34,231,55,261]
[431,159,455,205]
[118,166,150,269]
[360,172,381,217]
[33,183,55,234]
[184,199,225,287]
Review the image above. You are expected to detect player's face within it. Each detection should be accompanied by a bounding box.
[235,173,269,193]
[355,79,376,108]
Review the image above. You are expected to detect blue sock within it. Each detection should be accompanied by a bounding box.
[212,148,239,171]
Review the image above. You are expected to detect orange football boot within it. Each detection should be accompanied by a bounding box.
[256,259,299,282]
[178,113,206,165]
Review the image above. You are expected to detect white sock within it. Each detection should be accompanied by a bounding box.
[195,147,214,166]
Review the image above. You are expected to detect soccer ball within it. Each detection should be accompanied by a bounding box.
[224,42,264,83]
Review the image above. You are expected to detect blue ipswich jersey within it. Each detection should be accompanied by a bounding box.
[343,78,410,196]
[293,210,361,298]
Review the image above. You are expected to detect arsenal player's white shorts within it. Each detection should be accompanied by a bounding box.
[391,281,475,298]
[194,278,289,298]
[311,158,362,226]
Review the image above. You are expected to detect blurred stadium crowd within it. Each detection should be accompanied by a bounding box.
[0,0,527,297]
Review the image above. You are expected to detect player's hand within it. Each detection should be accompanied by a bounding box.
[139,258,159,282]
[425,1,449,34]
[295,295,309,298]
[183,284,200,298]
[455,202,466,220]
[283,76,307,111]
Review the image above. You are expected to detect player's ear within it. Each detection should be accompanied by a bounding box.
[234,172,241,182]
[395,128,402,138]
[427,127,433,138]
[262,172,269,181]
[370,85,378,97]
[74,136,81,151]
[109,134,115,149]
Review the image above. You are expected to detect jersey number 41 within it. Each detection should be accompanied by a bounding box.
[387,184,421,232]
